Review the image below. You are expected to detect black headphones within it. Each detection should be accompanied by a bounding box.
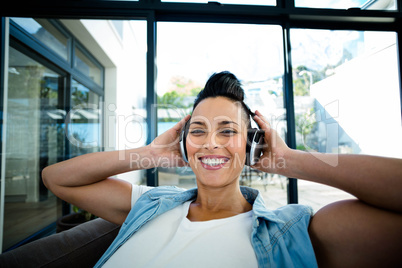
[179,110,265,166]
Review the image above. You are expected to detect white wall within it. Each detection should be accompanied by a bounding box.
[61,19,148,184]
[311,40,402,158]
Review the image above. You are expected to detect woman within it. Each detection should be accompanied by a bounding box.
[42,72,402,267]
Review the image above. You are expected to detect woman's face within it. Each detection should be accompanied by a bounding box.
[186,96,248,188]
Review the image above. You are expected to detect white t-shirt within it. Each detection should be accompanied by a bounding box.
[103,185,258,267]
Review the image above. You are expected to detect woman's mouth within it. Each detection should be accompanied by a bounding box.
[199,156,230,170]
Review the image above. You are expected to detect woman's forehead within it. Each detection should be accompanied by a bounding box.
[191,97,244,126]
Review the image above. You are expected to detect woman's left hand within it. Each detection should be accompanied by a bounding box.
[251,110,291,174]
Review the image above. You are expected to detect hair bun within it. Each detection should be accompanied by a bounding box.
[193,71,245,109]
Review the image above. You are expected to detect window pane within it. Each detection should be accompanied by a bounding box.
[290,29,401,211]
[11,18,70,61]
[157,22,286,209]
[4,47,64,250]
[71,19,147,185]
[103,20,148,185]
[74,47,103,86]
[69,80,101,157]
[295,0,396,10]
[161,0,276,5]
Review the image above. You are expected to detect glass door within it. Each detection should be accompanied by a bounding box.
[3,46,65,250]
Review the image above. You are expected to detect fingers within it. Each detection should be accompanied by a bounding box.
[172,114,191,133]
[253,110,271,131]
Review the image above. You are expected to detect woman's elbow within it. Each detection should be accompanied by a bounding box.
[41,166,52,189]
[41,165,60,191]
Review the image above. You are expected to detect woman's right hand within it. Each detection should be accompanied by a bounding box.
[41,115,191,225]
[148,114,191,168]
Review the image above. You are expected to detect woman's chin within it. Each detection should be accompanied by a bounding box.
[191,162,243,188]
[195,173,240,189]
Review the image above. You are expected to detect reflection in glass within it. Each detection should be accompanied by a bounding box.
[4,47,64,250]
[74,47,103,86]
[295,0,396,10]
[157,22,286,209]
[11,18,70,61]
[69,80,101,157]
[291,29,401,211]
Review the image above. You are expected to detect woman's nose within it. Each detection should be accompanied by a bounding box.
[203,132,220,150]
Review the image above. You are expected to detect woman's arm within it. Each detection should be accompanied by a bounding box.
[42,115,190,225]
[252,110,402,267]
[252,110,402,212]
[281,151,402,212]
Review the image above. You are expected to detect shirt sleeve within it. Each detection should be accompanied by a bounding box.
[131,184,153,208]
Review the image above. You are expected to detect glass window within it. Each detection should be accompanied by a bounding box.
[161,0,276,5]
[107,20,148,185]
[157,22,286,209]
[68,80,101,157]
[11,18,70,61]
[4,47,64,250]
[290,29,401,211]
[74,46,103,86]
[295,0,397,10]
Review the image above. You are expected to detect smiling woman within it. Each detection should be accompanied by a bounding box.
[40,71,402,267]
[187,98,249,187]
[184,72,251,193]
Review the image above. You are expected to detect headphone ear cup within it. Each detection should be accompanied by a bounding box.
[246,128,257,166]
[179,119,190,163]
[246,128,265,166]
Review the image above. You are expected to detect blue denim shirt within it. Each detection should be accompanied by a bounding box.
[95,186,317,268]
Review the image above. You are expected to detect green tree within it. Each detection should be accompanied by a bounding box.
[296,108,316,151]
[293,65,310,96]
[157,90,186,108]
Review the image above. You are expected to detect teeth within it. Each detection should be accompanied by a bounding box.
[201,158,227,166]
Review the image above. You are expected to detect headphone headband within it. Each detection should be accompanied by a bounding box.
[240,101,255,118]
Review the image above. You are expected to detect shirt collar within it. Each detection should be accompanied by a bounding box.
[240,186,285,224]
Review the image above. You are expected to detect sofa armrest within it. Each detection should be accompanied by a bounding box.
[0,218,120,268]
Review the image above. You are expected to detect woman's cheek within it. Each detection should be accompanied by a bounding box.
[186,136,202,163]
[228,135,246,153]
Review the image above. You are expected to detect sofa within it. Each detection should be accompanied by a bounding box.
[0,218,120,267]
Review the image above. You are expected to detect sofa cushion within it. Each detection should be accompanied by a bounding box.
[0,218,120,268]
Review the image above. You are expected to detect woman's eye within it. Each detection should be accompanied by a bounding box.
[221,129,237,135]
[189,129,205,135]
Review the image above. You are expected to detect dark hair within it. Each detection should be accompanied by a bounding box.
[193,71,254,125]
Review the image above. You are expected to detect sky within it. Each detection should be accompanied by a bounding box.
[157,22,284,95]
[156,23,364,95]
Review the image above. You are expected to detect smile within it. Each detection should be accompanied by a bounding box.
[198,156,230,170]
